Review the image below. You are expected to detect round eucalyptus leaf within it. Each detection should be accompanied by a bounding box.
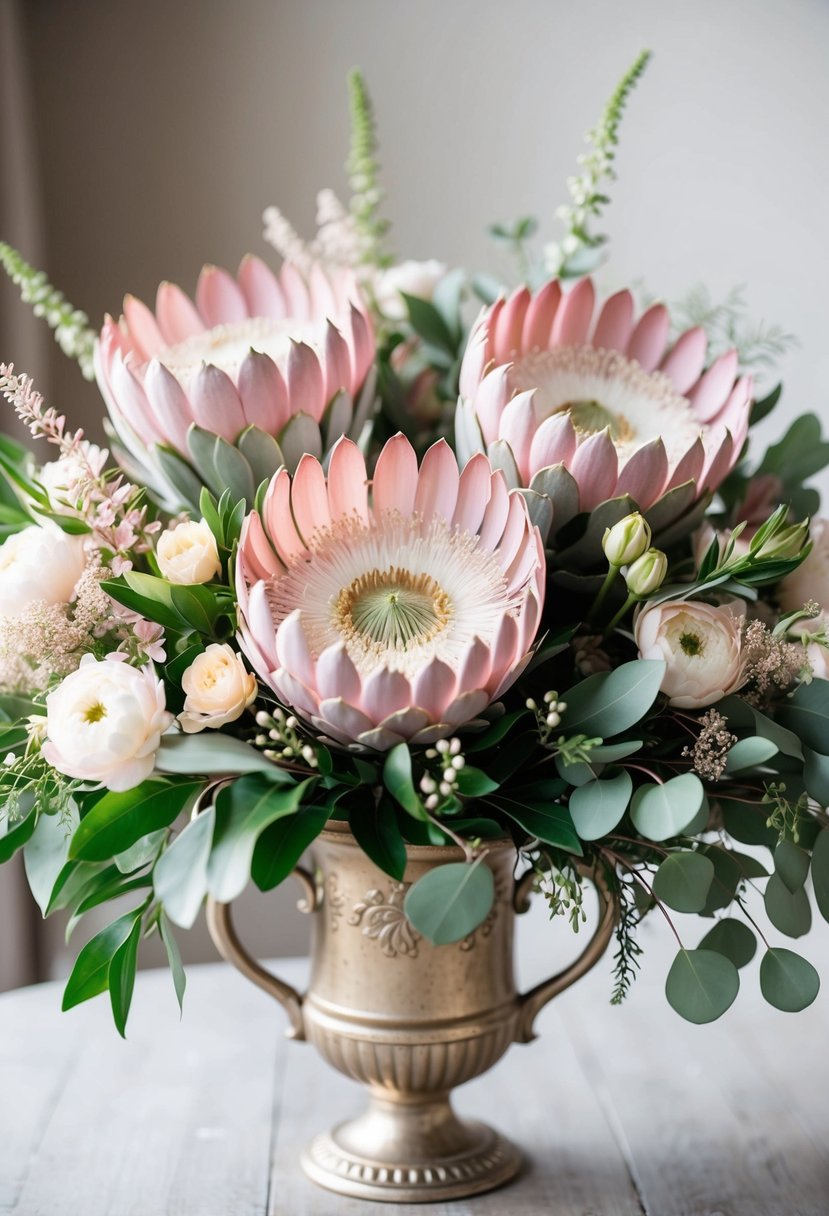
[630,773,705,842]
[811,828,829,923]
[569,770,632,841]
[698,918,757,969]
[665,948,740,1024]
[804,748,829,808]
[759,947,820,1012]
[652,851,715,913]
[764,872,812,938]
[774,840,810,894]
[724,736,778,774]
[403,861,494,945]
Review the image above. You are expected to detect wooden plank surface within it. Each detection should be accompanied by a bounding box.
[1,918,828,1215]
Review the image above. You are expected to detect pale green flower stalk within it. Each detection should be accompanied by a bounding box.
[544,49,652,279]
[0,242,96,380]
[346,69,392,270]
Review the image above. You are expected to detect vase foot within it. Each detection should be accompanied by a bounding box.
[300,1093,522,1203]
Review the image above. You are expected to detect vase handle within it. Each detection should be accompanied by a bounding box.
[205,866,317,1041]
[513,862,619,1044]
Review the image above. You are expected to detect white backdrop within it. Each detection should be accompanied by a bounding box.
[15,0,829,462]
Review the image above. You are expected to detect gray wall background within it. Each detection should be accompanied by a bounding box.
[1,0,828,982]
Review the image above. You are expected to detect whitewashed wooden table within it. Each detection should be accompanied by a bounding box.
[2,936,828,1216]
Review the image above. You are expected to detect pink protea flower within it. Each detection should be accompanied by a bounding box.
[456,277,753,550]
[95,259,376,508]
[236,434,545,750]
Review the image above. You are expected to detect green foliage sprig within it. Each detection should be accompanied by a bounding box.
[0,243,96,380]
[347,69,392,269]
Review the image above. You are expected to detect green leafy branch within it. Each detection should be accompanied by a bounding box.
[347,69,392,269]
[0,242,97,379]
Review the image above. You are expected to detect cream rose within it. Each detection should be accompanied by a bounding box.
[178,644,257,733]
[0,524,87,617]
[635,599,746,709]
[374,259,447,321]
[156,518,221,585]
[43,655,172,791]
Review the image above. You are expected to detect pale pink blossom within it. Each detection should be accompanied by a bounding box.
[635,598,746,709]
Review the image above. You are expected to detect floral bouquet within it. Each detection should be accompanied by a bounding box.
[1,52,827,1037]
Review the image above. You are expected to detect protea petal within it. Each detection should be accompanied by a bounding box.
[615,438,669,509]
[569,430,618,510]
[498,390,537,483]
[659,326,707,395]
[551,277,594,346]
[493,286,531,361]
[373,432,419,516]
[592,289,634,353]
[627,303,670,371]
[413,438,459,524]
[191,364,246,441]
[196,264,248,327]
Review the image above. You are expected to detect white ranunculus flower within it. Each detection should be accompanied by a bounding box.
[635,599,746,709]
[156,518,221,585]
[43,655,172,791]
[374,259,447,321]
[178,644,257,734]
[0,524,87,617]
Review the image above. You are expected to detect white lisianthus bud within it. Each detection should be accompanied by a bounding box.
[625,548,668,597]
[156,518,221,585]
[373,259,447,321]
[0,524,87,617]
[177,644,257,733]
[602,513,651,566]
[635,598,746,709]
[42,655,172,791]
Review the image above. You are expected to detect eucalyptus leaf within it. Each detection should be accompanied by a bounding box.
[764,872,811,938]
[159,912,186,1014]
[778,678,829,754]
[487,789,582,854]
[665,948,740,1024]
[156,732,288,778]
[153,806,215,929]
[774,840,810,894]
[724,736,779,774]
[630,773,705,842]
[561,661,666,739]
[114,829,167,875]
[759,947,820,1012]
[803,748,829,807]
[698,918,757,969]
[652,852,715,913]
[404,860,494,945]
[811,828,829,923]
[569,770,632,841]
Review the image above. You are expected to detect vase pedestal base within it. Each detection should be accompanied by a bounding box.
[300,1092,522,1203]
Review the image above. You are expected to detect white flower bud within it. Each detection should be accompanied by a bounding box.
[625,548,668,597]
[156,518,221,585]
[603,512,651,567]
[451,754,466,770]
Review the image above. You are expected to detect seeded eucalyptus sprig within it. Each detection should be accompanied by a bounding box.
[0,242,97,380]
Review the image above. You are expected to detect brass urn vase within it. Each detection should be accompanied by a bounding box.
[207,821,617,1204]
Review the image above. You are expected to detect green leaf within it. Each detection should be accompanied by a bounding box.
[155,733,288,778]
[758,413,829,486]
[759,947,820,1012]
[252,803,330,891]
[0,799,37,863]
[698,918,757,968]
[774,840,810,894]
[70,780,203,862]
[778,678,829,754]
[665,948,740,1024]
[653,852,715,913]
[590,740,643,762]
[401,293,457,355]
[748,707,803,761]
[699,844,768,914]
[23,805,78,914]
[383,744,425,818]
[169,585,219,635]
[155,445,203,512]
[159,912,186,1014]
[561,660,666,738]
[403,860,494,945]
[153,806,215,929]
[349,797,407,881]
[811,828,829,923]
[45,859,113,916]
[750,382,781,425]
[114,829,167,874]
[629,774,706,842]
[62,907,144,1012]
[803,748,829,807]
[488,789,582,854]
[764,872,812,938]
[109,914,142,1037]
[720,798,778,849]
[465,710,530,753]
[569,770,632,841]
[454,767,500,798]
[207,775,315,902]
[724,736,778,774]
[447,816,505,839]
